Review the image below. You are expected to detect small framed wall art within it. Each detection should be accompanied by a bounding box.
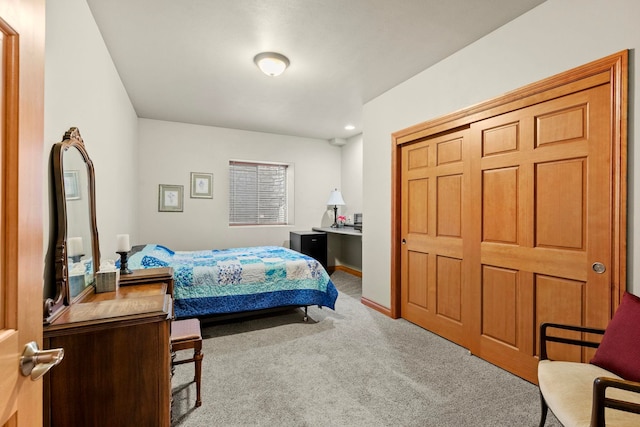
[158,184,184,212]
[190,172,213,199]
[64,170,81,200]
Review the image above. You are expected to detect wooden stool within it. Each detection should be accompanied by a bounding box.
[170,318,203,407]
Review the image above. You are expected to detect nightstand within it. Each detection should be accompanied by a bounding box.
[290,231,327,269]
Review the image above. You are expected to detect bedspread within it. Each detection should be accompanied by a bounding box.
[127,244,338,318]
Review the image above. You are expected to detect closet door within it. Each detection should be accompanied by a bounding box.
[469,84,613,381]
[400,129,472,346]
[394,51,626,384]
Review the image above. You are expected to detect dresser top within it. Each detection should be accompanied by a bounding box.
[118,266,174,286]
[44,283,171,336]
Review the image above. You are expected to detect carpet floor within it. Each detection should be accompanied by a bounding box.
[171,270,561,426]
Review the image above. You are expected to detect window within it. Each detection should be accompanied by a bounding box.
[229,160,292,226]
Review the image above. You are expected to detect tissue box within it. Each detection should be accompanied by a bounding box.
[96,270,120,293]
[69,274,86,297]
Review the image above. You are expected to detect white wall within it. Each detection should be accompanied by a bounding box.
[362,0,639,306]
[44,0,350,284]
[137,119,342,251]
[44,0,138,295]
[329,134,363,270]
[341,134,363,220]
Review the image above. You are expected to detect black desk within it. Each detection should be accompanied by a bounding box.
[312,226,362,237]
[290,231,327,269]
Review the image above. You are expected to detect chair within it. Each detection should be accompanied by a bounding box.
[538,293,640,427]
[538,323,640,427]
[171,318,203,407]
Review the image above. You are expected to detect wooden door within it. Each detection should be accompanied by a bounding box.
[394,51,627,384]
[401,129,472,346]
[469,84,613,382]
[0,1,45,426]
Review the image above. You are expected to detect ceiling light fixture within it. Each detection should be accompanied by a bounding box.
[253,52,290,77]
[344,124,355,130]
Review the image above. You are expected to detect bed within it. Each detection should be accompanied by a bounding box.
[126,244,338,320]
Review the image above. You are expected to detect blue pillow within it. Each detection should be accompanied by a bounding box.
[153,244,175,255]
[140,255,169,268]
[127,244,174,269]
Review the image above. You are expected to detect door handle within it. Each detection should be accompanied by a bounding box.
[20,341,64,381]
[402,239,406,245]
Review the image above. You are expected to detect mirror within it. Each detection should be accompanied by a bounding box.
[44,127,100,324]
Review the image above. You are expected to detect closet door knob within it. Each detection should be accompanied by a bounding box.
[402,239,406,245]
[591,262,606,274]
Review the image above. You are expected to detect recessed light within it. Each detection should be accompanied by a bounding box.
[344,124,355,130]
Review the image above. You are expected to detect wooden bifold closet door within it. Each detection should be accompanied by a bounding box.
[394,51,627,383]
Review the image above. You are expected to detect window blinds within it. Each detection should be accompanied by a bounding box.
[229,161,288,225]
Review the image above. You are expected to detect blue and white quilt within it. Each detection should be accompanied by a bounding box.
[127,244,338,319]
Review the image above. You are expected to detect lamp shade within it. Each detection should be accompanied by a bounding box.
[327,189,345,206]
[254,52,290,77]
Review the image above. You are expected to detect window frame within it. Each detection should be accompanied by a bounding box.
[228,159,294,227]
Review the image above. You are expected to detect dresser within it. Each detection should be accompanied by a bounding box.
[43,270,173,427]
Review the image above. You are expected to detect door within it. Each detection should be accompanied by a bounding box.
[395,52,626,383]
[0,1,45,426]
[398,78,620,383]
[400,129,472,347]
[469,83,613,382]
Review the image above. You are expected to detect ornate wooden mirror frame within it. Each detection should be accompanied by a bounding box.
[44,127,100,324]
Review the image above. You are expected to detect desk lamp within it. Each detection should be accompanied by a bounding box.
[327,189,345,228]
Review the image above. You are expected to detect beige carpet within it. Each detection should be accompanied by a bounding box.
[171,271,561,426]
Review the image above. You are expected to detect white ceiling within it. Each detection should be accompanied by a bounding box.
[86,0,546,141]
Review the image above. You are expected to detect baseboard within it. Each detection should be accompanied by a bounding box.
[332,265,362,278]
[361,297,393,318]
[327,265,391,318]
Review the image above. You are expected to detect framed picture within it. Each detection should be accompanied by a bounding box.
[158,184,184,212]
[64,170,81,200]
[190,172,213,199]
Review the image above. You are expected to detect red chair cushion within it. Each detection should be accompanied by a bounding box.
[590,292,640,382]
[171,318,202,342]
